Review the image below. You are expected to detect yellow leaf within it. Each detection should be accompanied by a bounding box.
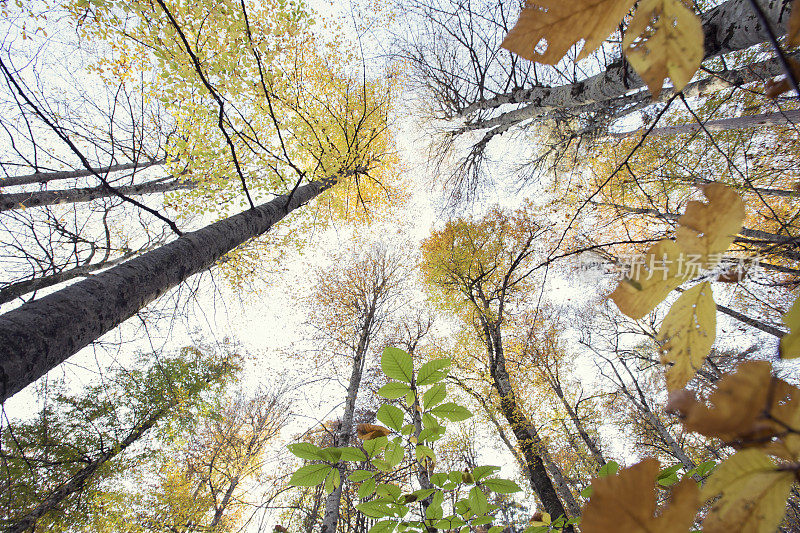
[675,183,745,269]
[658,281,716,390]
[356,423,392,440]
[701,449,795,533]
[622,0,703,96]
[581,458,699,532]
[780,294,800,359]
[609,239,688,319]
[501,0,636,64]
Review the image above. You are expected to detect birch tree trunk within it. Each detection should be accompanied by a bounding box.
[0,175,341,401]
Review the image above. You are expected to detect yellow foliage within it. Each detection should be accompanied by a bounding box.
[581,458,699,532]
[701,449,795,533]
[658,281,716,390]
[622,0,703,96]
[501,0,636,64]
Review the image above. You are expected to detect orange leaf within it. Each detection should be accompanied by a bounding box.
[356,423,392,440]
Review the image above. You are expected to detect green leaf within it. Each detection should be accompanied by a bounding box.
[319,447,343,463]
[376,483,402,500]
[417,358,450,386]
[289,464,333,487]
[488,527,505,533]
[359,477,377,498]
[287,442,324,460]
[412,488,436,500]
[385,438,405,467]
[431,402,472,422]
[580,486,594,498]
[357,501,395,519]
[324,467,340,494]
[422,413,440,429]
[378,382,411,399]
[472,465,500,481]
[435,517,466,529]
[697,460,717,477]
[482,477,522,494]
[405,390,416,406]
[381,347,413,383]
[339,447,367,462]
[468,487,489,515]
[415,444,436,462]
[423,383,446,409]
[471,515,493,526]
[363,436,388,458]
[657,464,682,486]
[348,469,374,482]
[430,473,448,487]
[377,404,405,432]
[401,424,414,436]
[372,459,393,472]
[598,460,619,478]
[368,520,396,533]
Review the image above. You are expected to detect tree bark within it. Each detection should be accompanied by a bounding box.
[607,109,800,138]
[483,322,579,521]
[320,302,376,533]
[550,382,606,468]
[0,247,155,305]
[0,159,167,188]
[458,0,792,118]
[0,177,195,211]
[0,175,343,401]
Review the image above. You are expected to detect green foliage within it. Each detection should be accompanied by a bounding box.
[287,346,521,531]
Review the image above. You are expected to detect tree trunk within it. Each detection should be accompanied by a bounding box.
[320,296,377,533]
[608,109,800,138]
[0,247,157,305]
[483,323,579,522]
[6,406,169,533]
[0,158,167,188]
[211,475,240,528]
[0,177,195,211]
[458,0,792,118]
[550,382,606,467]
[0,175,344,401]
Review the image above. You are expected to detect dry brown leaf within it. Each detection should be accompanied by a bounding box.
[581,458,699,532]
[356,423,392,440]
[765,58,800,98]
[501,0,636,64]
[789,0,800,47]
[668,361,800,452]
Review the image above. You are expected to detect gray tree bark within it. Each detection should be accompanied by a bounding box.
[0,177,194,211]
[0,159,167,188]
[0,175,344,401]
[550,381,606,468]
[320,300,377,533]
[607,109,800,139]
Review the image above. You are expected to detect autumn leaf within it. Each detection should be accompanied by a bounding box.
[701,449,795,533]
[789,0,800,47]
[658,281,716,390]
[667,361,800,453]
[674,183,745,269]
[501,0,636,64]
[356,423,392,440]
[609,239,688,319]
[780,295,800,359]
[622,0,703,96]
[581,458,699,532]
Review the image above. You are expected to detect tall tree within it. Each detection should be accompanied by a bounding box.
[308,244,405,533]
[420,203,579,522]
